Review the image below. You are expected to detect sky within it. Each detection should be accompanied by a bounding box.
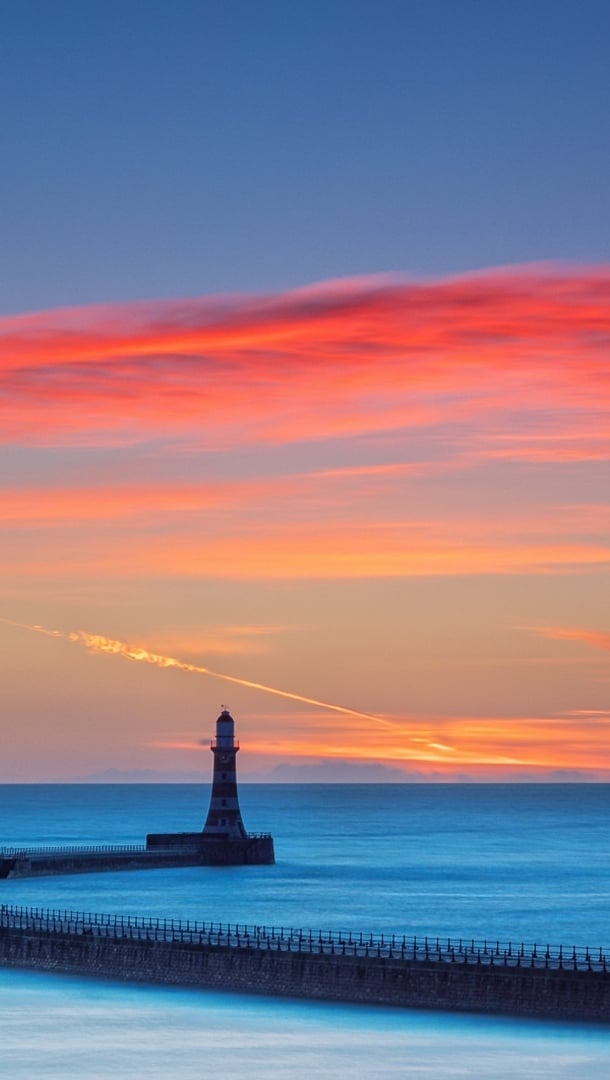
[1,1,609,782]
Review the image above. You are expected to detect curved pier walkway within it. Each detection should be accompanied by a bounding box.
[1,904,609,1023]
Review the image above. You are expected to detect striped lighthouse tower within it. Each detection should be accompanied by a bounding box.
[202,708,248,839]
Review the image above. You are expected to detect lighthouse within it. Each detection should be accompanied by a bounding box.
[146,706,274,864]
[202,708,247,839]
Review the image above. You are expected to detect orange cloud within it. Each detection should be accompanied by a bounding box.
[530,626,610,653]
[1,515,608,579]
[1,456,608,580]
[129,625,286,659]
[151,708,610,775]
[1,266,609,455]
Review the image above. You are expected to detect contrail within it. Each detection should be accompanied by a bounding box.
[0,616,390,726]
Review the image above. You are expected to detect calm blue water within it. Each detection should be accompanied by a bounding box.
[1,783,609,1077]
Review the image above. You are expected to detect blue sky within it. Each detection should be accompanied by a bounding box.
[2,0,609,314]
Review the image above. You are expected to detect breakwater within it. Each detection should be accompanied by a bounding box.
[1,904,608,1023]
[0,845,197,878]
[0,834,274,878]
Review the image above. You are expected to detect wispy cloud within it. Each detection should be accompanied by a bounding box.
[1,515,607,579]
[136,624,290,658]
[151,707,610,773]
[2,266,609,455]
[528,625,610,654]
[1,466,608,580]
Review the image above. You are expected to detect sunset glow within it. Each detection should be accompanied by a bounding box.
[1,268,609,781]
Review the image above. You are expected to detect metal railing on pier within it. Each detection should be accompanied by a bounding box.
[0,835,270,859]
[0,845,146,858]
[1,903,607,974]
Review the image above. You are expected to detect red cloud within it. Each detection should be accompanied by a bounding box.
[1,266,609,453]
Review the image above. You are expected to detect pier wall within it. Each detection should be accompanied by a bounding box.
[0,834,274,878]
[0,907,608,1023]
[0,851,202,878]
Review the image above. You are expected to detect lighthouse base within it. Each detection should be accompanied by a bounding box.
[145,832,275,865]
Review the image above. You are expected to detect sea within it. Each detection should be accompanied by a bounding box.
[0,783,609,1078]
